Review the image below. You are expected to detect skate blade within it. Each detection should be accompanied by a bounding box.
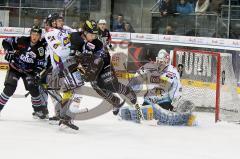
[32,115,49,121]
[49,120,59,125]
[58,124,79,133]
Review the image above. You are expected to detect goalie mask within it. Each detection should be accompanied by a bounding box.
[156,49,170,71]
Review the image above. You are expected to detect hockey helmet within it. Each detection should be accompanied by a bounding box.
[51,13,64,20]
[30,26,42,35]
[156,49,170,71]
[83,20,98,34]
[45,14,54,27]
[98,19,107,24]
[46,13,63,27]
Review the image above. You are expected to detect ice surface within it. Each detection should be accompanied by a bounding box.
[0,70,240,159]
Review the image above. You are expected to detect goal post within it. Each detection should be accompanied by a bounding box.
[173,48,240,122]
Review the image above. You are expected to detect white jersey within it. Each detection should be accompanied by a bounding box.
[132,62,182,105]
[44,28,71,69]
[62,25,77,34]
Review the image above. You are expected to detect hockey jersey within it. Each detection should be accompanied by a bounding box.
[44,27,71,70]
[70,32,110,67]
[98,29,111,47]
[2,36,46,73]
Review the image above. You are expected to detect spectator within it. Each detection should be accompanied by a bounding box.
[159,0,177,17]
[33,17,41,28]
[177,64,184,77]
[185,28,199,36]
[113,14,125,32]
[209,0,224,14]
[177,0,194,14]
[97,19,112,48]
[163,25,175,35]
[195,0,210,14]
[71,21,79,29]
[124,22,135,33]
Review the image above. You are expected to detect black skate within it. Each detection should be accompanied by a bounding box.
[126,89,137,104]
[32,107,49,120]
[59,116,79,130]
[113,99,126,116]
[49,115,61,125]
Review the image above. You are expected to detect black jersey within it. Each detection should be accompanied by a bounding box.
[70,32,110,67]
[98,29,111,47]
[2,36,46,73]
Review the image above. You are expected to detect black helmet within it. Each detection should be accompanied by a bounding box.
[83,20,98,34]
[51,13,64,20]
[30,26,42,35]
[46,13,63,27]
[46,14,54,26]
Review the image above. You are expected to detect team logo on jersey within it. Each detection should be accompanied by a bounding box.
[27,51,36,58]
[53,43,59,49]
[150,76,160,83]
[48,36,56,42]
[20,52,35,63]
[63,37,70,46]
[86,42,95,50]
[38,47,44,56]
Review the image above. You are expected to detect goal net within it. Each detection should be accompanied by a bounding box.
[173,48,240,122]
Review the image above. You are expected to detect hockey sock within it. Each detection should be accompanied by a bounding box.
[0,92,10,111]
[31,96,42,111]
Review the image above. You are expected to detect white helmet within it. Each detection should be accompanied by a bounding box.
[156,49,170,71]
[98,19,107,24]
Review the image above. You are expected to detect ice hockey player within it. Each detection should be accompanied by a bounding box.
[0,26,49,119]
[97,19,112,50]
[41,13,77,123]
[44,13,85,130]
[120,49,196,126]
[70,20,137,115]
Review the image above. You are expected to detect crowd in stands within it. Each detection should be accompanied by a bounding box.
[29,0,239,39]
[112,14,135,33]
[157,0,240,39]
[158,0,235,16]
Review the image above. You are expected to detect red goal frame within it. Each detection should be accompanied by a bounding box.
[173,48,221,122]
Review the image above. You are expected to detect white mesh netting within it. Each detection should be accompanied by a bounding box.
[173,49,240,122]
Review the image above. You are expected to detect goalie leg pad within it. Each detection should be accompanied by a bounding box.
[152,103,192,126]
[119,107,132,120]
[119,105,154,121]
[141,105,154,120]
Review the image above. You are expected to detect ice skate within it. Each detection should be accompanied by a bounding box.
[113,99,126,115]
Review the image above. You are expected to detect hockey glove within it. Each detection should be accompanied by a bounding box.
[4,50,15,62]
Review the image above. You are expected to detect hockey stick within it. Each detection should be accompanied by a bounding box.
[18,67,63,104]
[39,84,62,104]
[123,62,144,123]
